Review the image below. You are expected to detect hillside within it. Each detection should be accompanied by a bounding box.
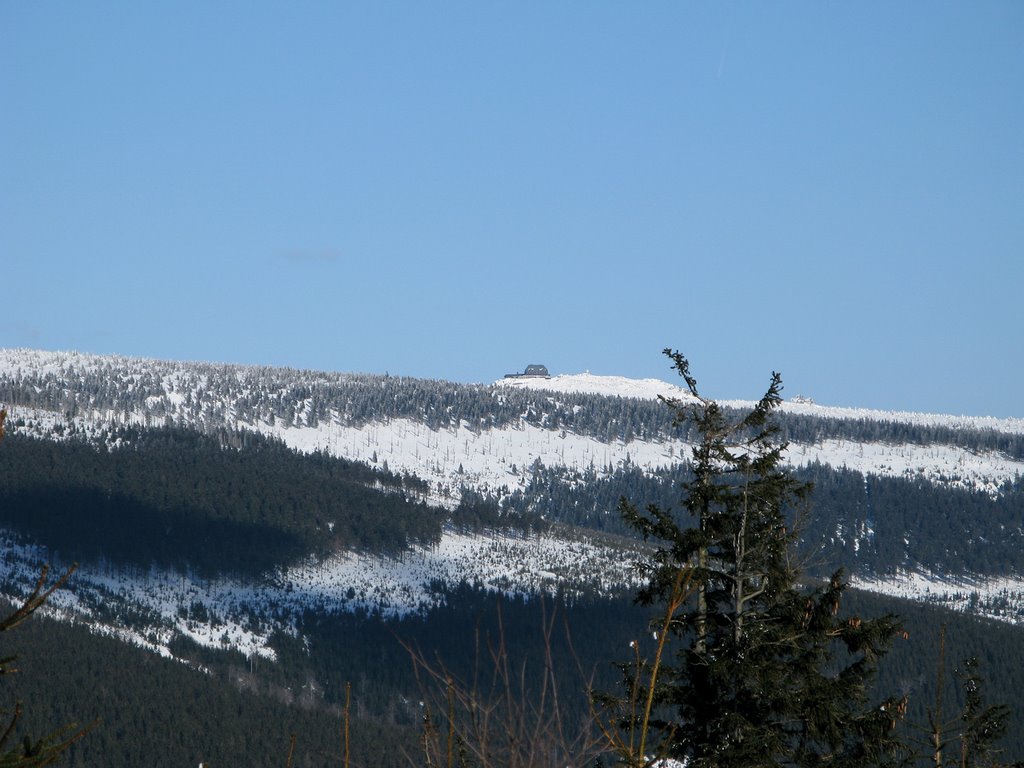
[2,349,1024,650]
[2,348,1022,622]
[2,348,1024,762]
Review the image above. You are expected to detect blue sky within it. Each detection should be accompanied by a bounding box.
[2,4,1021,417]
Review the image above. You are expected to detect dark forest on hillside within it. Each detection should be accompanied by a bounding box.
[2,426,1019,584]
[0,429,519,577]
[3,586,1024,767]
[502,460,1024,577]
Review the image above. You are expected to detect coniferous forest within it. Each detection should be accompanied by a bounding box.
[4,588,1024,767]
[1,353,1023,766]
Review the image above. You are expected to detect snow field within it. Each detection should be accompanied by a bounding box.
[852,569,1024,625]
[0,528,644,663]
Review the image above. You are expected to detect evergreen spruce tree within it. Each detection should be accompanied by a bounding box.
[617,351,907,768]
[914,625,1022,768]
[953,657,1022,768]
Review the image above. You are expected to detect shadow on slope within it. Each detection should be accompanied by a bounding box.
[0,485,307,577]
[0,428,448,577]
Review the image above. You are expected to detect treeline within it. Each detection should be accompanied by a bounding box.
[3,353,1023,458]
[500,460,1024,576]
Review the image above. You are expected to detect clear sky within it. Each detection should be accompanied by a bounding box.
[2,3,1021,417]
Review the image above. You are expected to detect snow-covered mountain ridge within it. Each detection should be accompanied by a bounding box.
[5,347,1019,432]
[2,348,1021,503]
[499,370,1024,435]
[2,347,1024,658]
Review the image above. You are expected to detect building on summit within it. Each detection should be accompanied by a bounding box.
[504,364,551,379]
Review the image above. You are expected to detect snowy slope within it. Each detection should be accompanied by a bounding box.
[851,570,1024,625]
[0,526,643,662]
[2,349,1021,503]
[2,347,1024,651]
